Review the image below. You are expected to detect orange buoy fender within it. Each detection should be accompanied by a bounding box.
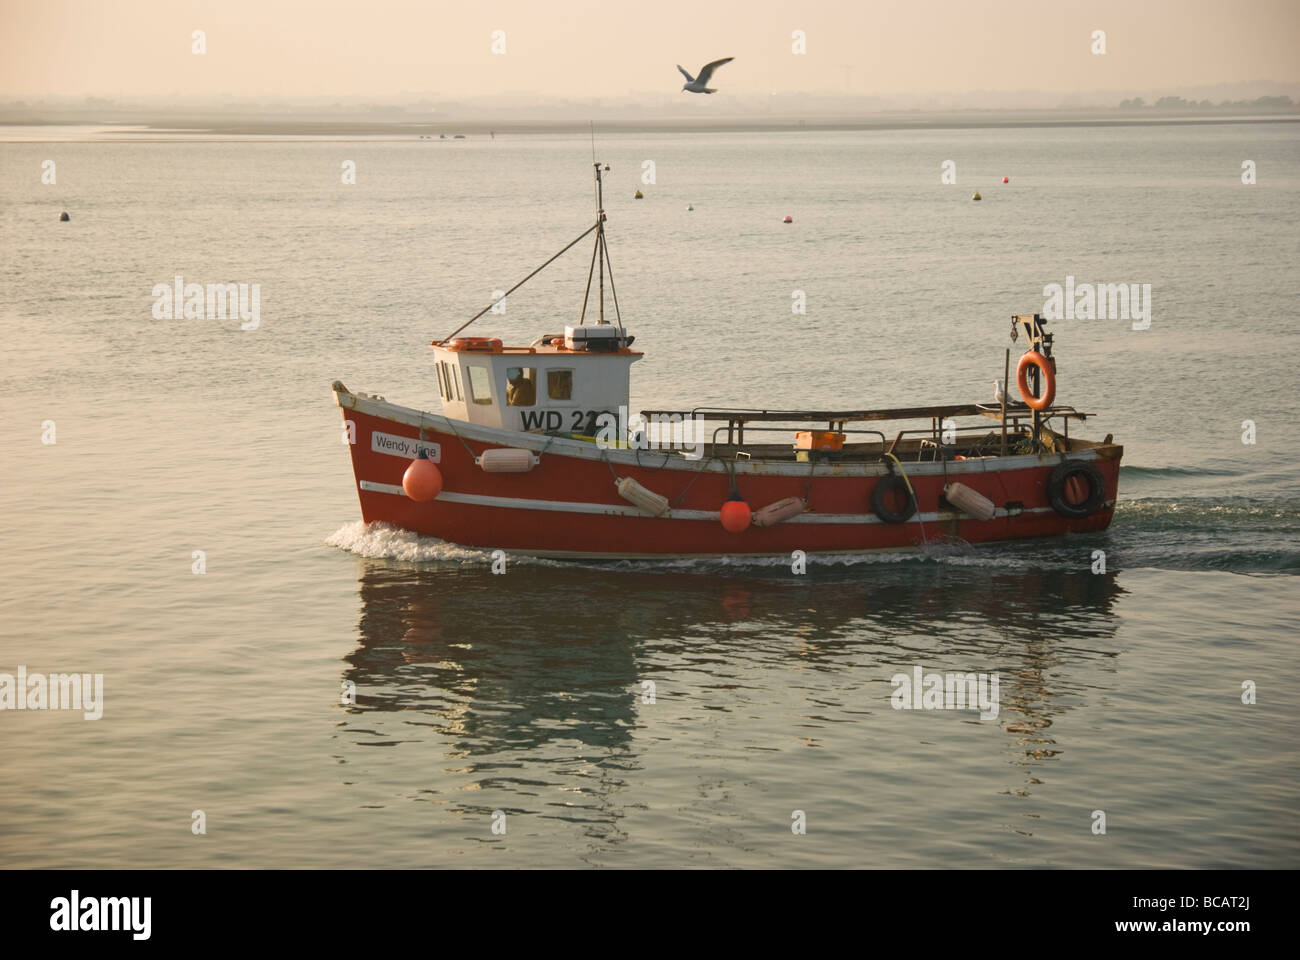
[752,496,807,527]
[476,448,538,473]
[1016,351,1056,411]
[943,482,996,521]
[616,477,669,516]
[719,498,752,533]
[402,450,443,501]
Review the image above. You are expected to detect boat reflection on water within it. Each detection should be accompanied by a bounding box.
[338,552,1125,848]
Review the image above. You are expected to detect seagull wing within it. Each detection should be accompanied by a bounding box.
[676,64,695,83]
[695,57,734,86]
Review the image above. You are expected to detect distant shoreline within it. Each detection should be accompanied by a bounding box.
[2,111,1298,142]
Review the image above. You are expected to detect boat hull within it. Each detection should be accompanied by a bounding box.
[335,388,1121,558]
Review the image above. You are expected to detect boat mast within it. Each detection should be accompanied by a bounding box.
[579,161,624,336]
[596,163,605,324]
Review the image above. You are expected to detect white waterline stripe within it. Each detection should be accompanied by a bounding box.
[358,481,1070,524]
[359,481,407,496]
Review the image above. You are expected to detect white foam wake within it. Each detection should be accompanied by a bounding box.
[323,519,1001,570]
[325,521,491,564]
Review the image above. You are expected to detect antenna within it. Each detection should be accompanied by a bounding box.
[589,121,599,210]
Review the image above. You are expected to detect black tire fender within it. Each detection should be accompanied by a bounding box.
[872,471,917,524]
[1047,459,1106,518]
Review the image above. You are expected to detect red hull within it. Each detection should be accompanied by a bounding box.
[336,392,1121,558]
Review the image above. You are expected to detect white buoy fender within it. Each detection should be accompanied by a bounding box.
[476,448,539,473]
[616,477,669,516]
[752,496,807,527]
[943,482,996,521]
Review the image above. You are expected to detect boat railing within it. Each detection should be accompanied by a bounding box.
[701,421,1050,462]
[644,403,1090,453]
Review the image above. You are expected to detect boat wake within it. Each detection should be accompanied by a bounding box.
[325,520,987,570]
[325,520,488,564]
[1102,495,1300,574]
[326,493,1300,576]
[1120,464,1245,479]
[319,522,989,573]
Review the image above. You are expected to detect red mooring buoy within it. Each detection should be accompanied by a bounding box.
[719,498,752,533]
[402,449,443,502]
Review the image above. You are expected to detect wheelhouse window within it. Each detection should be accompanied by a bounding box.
[547,369,574,401]
[467,365,493,405]
[506,367,537,406]
[438,361,461,401]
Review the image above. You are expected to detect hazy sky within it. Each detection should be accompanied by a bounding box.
[2,0,1297,100]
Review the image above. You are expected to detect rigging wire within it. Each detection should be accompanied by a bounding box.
[439,221,598,343]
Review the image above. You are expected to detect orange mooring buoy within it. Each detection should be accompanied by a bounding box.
[402,449,443,501]
[1002,176,1010,183]
[720,498,752,533]
[782,215,793,223]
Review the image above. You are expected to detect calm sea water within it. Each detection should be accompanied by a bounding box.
[1,124,1298,868]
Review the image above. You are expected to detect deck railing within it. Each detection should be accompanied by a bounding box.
[642,402,1090,455]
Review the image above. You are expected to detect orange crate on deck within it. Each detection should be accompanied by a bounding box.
[794,431,846,451]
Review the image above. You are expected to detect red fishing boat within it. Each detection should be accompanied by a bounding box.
[333,164,1122,559]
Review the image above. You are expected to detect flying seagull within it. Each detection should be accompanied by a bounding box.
[677,57,734,94]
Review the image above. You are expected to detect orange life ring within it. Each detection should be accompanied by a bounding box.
[1016,351,1056,411]
[446,337,503,352]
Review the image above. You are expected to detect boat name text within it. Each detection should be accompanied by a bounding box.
[371,431,441,461]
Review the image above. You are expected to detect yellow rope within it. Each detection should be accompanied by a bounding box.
[882,452,927,547]
[882,452,916,498]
